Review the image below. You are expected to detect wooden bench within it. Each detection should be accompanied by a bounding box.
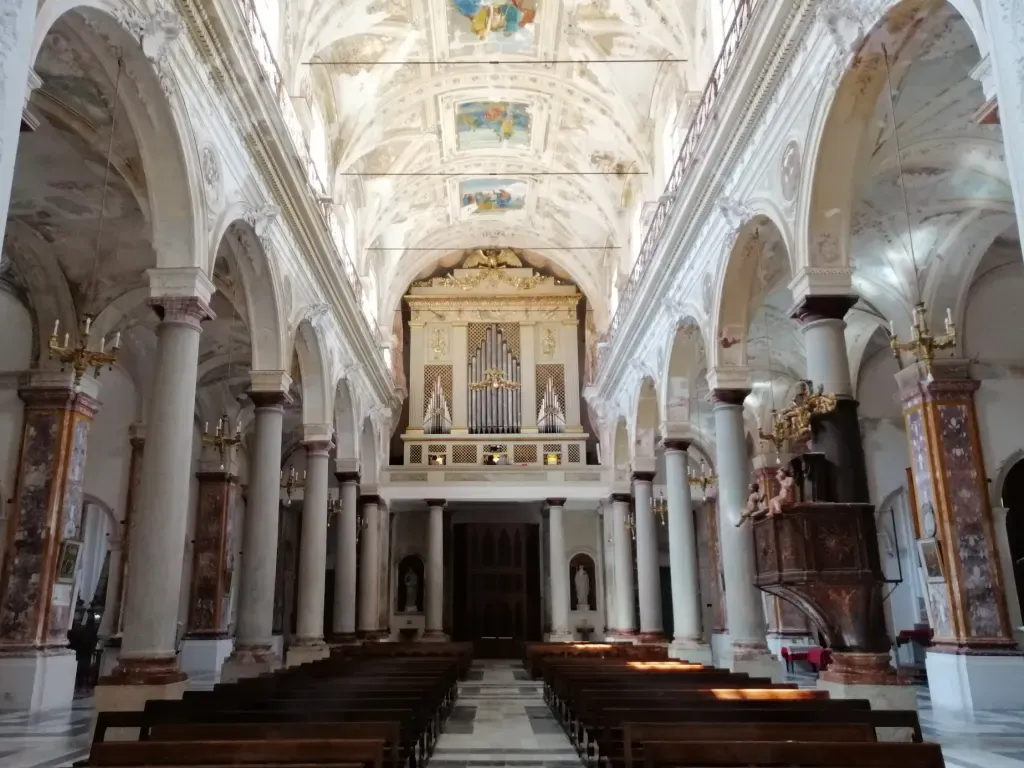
[88,737,385,767]
[638,740,945,767]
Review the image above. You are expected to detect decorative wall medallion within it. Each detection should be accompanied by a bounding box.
[701,271,713,315]
[201,145,221,207]
[780,140,801,203]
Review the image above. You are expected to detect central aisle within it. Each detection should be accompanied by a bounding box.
[431,660,583,767]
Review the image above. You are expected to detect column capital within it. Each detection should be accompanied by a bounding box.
[546,497,567,508]
[302,422,334,444]
[894,358,977,404]
[709,388,750,407]
[18,382,100,418]
[631,471,656,483]
[610,492,632,504]
[335,471,360,485]
[787,266,854,305]
[662,438,691,452]
[148,295,214,330]
[425,499,447,509]
[21,368,101,403]
[146,266,215,304]
[303,440,333,457]
[705,365,750,393]
[129,422,146,446]
[789,293,858,324]
[360,494,382,507]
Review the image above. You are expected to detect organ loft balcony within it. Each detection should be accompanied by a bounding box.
[385,249,603,495]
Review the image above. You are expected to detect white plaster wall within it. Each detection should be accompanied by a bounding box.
[84,366,138,519]
[565,508,605,637]
[0,290,31,564]
[857,344,908,509]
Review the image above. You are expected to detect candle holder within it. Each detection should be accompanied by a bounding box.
[889,302,956,377]
[688,458,718,498]
[202,413,242,470]
[652,491,667,526]
[280,466,306,506]
[48,316,121,389]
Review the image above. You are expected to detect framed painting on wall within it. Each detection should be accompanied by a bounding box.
[917,538,944,581]
[56,540,81,584]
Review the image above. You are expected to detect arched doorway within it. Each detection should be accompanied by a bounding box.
[1003,460,1024,624]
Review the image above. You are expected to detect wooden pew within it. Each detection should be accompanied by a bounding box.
[88,737,385,767]
[638,740,945,767]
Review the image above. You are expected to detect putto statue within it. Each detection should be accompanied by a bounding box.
[767,468,797,517]
[737,482,766,527]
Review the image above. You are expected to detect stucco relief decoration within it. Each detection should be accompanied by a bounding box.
[701,272,713,315]
[780,140,801,204]
[431,327,448,359]
[815,233,841,266]
[201,145,222,209]
[935,402,1001,638]
[244,203,280,242]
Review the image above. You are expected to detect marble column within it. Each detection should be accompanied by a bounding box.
[331,473,359,641]
[0,0,36,248]
[977,4,1024,242]
[547,499,572,641]
[105,288,214,698]
[179,457,239,678]
[790,294,869,503]
[711,389,773,672]
[289,438,332,664]
[357,495,382,637]
[632,473,664,640]
[223,373,290,680]
[663,441,710,661]
[424,500,447,640]
[0,374,100,711]
[895,360,1024,711]
[609,494,637,637]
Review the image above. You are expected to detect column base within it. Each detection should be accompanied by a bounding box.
[605,629,639,644]
[0,648,76,712]
[93,656,188,740]
[817,653,915,742]
[729,643,782,682]
[220,644,279,683]
[329,632,359,646]
[925,647,1024,712]
[285,640,330,667]
[421,630,449,642]
[635,631,667,644]
[669,638,713,664]
[546,631,574,643]
[99,636,121,679]
[179,636,234,680]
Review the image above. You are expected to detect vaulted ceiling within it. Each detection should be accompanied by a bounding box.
[281,0,703,318]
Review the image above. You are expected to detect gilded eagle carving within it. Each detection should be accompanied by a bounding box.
[462,248,523,269]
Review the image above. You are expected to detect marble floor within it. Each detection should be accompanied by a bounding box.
[0,662,1021,767]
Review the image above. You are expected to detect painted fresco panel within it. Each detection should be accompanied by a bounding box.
[447,0,538,53]
[456,101,531,149]
[459,178,527,215]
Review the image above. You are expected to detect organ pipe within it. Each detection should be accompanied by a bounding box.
[468,324,521,434]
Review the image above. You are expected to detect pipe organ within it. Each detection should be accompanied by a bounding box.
[403,249,587,467]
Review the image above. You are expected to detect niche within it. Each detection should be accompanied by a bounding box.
[397,554,425,613]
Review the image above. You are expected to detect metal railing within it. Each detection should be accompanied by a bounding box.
[601,0,760,370]
[236,0,384,361]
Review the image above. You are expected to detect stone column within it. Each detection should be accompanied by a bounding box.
[222,371,291,681]
[609,494,637,637]
[0,373,100,711]
[288,436,332,665]
[179,455,239,679]
[0,0,36,248]
[357,495,382,637]
[451,322,469,433]
[790,294,869,503]
[547,499,572,641]
[378,507,393,636]
[595,502,610,636]
[331,473,359,641]
[896,360,1024,712]
[710,388,774,675]
[632,472,663,640]
[99,282,214,709]
[424,500,447,640]
[408,322,426,431]
[663,441,711,662]
[976,7,1024,242]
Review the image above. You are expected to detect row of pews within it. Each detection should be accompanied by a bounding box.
[85,643,473,768]
[533,648,946,768]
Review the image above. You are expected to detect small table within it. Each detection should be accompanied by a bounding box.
[780,647,809,672]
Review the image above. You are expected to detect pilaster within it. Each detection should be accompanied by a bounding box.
[451,322,469,433]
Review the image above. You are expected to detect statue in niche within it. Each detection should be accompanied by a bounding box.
[404,569,419,612]
[569,553,596,610]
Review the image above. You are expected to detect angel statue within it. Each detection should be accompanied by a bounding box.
[767,468,797,517]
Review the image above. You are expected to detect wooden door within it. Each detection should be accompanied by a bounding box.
[453,522,540,657]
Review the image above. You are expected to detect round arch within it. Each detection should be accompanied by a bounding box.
[630,377,659,465]
[659,317,709,432]
[797,0,991,274]
[359,417,378,485]
[334,378,359,464]
[293,319,333,427]
[33,0,205,271]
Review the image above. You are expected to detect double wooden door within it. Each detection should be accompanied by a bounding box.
[452,522,541,657]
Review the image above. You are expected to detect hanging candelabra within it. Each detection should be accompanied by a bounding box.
[280,466,305,506]
[879,45,956,377]
[202,413,242,470]
[652,491,667,526]
[624,506,637,541]
[49,317,121,388]
[688,456,718,499]
[49,60,126,389]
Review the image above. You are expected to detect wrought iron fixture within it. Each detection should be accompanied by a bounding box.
[469,367,521,391]
[280,466,305,506]
[889,303,956,377]
[49,317,121,389]
[49,60,126,389]
[202,414,242,470]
